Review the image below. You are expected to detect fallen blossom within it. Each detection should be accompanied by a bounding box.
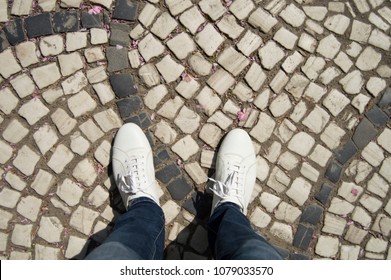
[181,72,192,82]
[116,44,124,50]
[237,110,249,122]
[176,159,184,168]
[88,5,104,15]
[351,188,359,196]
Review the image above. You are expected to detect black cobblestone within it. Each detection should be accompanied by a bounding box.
[25,13,53,38]
[352,118,377,149]
[116,96,143,119]
[110,23,131,46]
[289,253,310,260]
[3,19,26,45]
[183,191,212,219]
[293,224,314,250]
[315,183,333,205]
[153,148,170,167]
[300,204,323,225]
[106,46,129,72]
[156,164,181,184]
[379,87,391,115]
[0,31,9,52]
[167,177,193,201]
[81,11,102,29]
[335,140,358,165]
[110,73,137,98]
[325,161,342,184]
[53,10,79,33]
[366,106,389,127]
[113,0,139,21]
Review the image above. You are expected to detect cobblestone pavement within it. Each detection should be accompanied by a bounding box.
[0,0,390,260]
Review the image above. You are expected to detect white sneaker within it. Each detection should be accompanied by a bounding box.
[112,123,160,208]
[209,128,256,215]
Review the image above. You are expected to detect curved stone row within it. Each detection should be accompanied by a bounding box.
[0,0,390,260]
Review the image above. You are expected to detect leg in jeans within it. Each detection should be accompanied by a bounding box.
[208,129,281,260]
[208,202,282,260]
[85,123,164,260]
[85,197,165,260]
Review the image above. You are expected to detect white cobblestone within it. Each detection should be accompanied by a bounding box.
[0,209,13,230]
[61,71,88,95]
[65,236,89,259]
[334,52,353,73]
[92,82,114,105]
[362,142,384,167]
[350,20,372,43]
[70,206,99,235]
[270,222,293,244]
[87,185,109,208]
[275,201,302,223]
[42,87,64,104]
[16,195,42,222]
[15,41,39,68]
[189,53,212,76]
[366,77,386,97]
[267,166,291,193]
[84,47,105,63]
[324,14,351,35]
[31,169,56,196]
[372,214,391,236]
[167,33,195,60]
[70,132,90,156]
[66,32,88,52]
[367,173,388,199]
[317,34,341,59]
[250,207,271,228]
[37,216,63,243]
[51,108,77,135]
[286,177,311,206]
[0,49,21,79]
[162,200,181,225]
[35,244,61,260]
[157,96,184,120]
[282,51,304,74]
[174,106,200,134]
[250,112,276,143]
[360,194,383,213]
[208,69,236,95]
[39,35,64,56]
[366,237,388,253]
[320,122,345,150]
[0,88,19,115]
[94,109,122,132]
[369,28,391,51]
[217,14,244,39]
[48,144,74,174]
[273,27,298,50]
[196,23,225,56]
[184,162,208,185]
[369,12,390,32]
[302,6,327,21]
[302,105,329,134]
[356,46,382,71]
[339,70,364,95]
[199,124,222,148]
[13,145,40,176]
[0,188,21,209]
[10,73,36,98]
[258,41,284,70]
[301,55,326,80]
[144,85,168,110]
[90,28,108,45]
[338,182,364,203]
[156,55,185,83]
[180,6,206,34]
[378,128,391,153]
[138,33,165,62]
[3,119,29,144]
[11,224,33,248]
[72,158,98,187]
[322,213,347,235]
[57,178,84,207]
[154,120,177,144]
[352,206,372,228]
[316,235,339,257]
[288,132,315,156]
[300,162,320,182]
[329,197,354,215]
[31,62,61,89]
[172,135,199,161]
[218,47,249,76]
[5,172,26,191]
[86,66,107,84]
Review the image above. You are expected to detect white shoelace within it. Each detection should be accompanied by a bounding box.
[118,155,150,195]
[209,163,245,202]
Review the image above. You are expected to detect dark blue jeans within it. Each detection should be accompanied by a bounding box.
[86,199,281,260]
[85,197,165,260]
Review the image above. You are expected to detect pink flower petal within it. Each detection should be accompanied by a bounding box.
[237,110,249,121]
[88,6,104,15]
[351,188,359,196]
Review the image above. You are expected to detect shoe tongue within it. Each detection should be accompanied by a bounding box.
[225,154,243,165]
